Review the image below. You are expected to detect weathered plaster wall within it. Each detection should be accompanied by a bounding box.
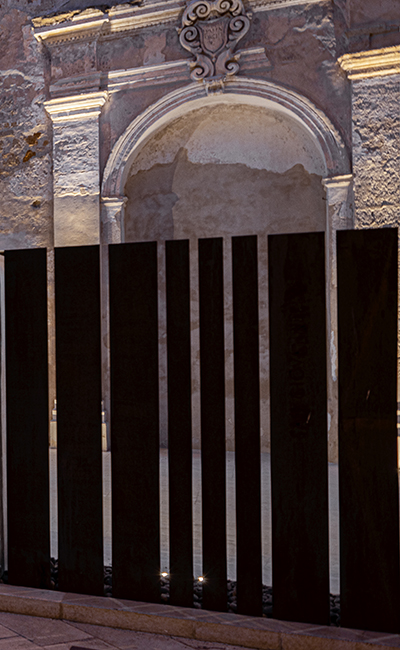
[124,103,326,451]
[0,6,52,249]
[242,2,351,148]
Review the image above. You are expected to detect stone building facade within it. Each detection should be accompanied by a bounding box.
[1,0,400,460]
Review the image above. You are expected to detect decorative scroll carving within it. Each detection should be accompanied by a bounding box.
[179,0,251,82]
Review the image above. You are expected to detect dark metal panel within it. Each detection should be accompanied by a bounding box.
[5,249,50,588]
[55,246,103,596]
[268,232,330,625]
[198,238,227,612]
[109,242,160,603]
[337,228,400,633]
[232,235,262,617]
[166,240,193,607]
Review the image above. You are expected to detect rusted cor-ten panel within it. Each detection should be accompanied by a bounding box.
[5,248,50,589]
[166,239,193,607]
[199,237,227,612]
[109,242,160,603]
[269,232,330,626]
[55,246,103,596]
[338,228,400,633]
[232,235,262,617]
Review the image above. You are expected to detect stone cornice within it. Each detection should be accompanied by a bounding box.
[33,8,109,43]
[44,91,108,122]
[252,0,325,12]
[106,48,271,93]
[47,48,271,98]
[339,46,400,80]
[33,0,326,43]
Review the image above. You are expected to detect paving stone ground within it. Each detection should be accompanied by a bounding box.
[0,612,249,650]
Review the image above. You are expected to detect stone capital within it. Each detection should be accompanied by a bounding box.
[339,46,400,80]
[44,91,108,123]
[101,196,128,244]
[323,174,353,232]
[322,174,353,190]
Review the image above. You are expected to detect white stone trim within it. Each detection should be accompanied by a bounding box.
[101,76,350,198]
[33,9,109,43]
[339,46,400,80]
[44,92,108,122]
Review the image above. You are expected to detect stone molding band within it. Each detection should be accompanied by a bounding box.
[44,92,108,122]
[339,46,400,80]
[322,174,353,190]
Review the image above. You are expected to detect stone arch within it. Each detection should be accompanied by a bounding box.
[101,76,350,201]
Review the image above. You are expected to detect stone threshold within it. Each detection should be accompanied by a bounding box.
[0,584,399,650]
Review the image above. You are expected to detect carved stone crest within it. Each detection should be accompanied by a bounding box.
[179,0,251,83]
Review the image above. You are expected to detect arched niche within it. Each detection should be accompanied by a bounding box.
[101,78,350,454]
[123,101,328,243]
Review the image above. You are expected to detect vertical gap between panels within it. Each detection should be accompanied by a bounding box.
[100,244,111,572]
[158,242,169,577]
[0,254,6,573]
[103,448,111,570]
[329,460,340,595]
[49,447,57,564]
[48,247,58,571]
[259,233,271,589]
[224,236,236,583]
[190,238,202,582]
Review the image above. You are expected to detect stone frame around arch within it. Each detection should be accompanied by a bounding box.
[101,76,351,211]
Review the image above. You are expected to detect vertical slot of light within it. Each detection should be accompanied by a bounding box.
[158,242,169,576]
[259,234,271,590]
[0,253,7,574]
[100,244,111,572]
[328,460,339,596]
[223,237,236,583]
[191,238,202,582]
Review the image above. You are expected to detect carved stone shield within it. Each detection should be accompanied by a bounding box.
[197,17,229,57]
[179,0,250,81]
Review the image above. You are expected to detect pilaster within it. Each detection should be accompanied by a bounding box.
[45,92,108,247]
[339,47,400,230]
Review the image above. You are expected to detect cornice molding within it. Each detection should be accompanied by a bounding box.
[106,47,270,93]
[251,0,325,12]
[33,8,109,43]
[339,46,400,80]
[32,0,326,43]
[44,91,108,122]
[46,47,271,98]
